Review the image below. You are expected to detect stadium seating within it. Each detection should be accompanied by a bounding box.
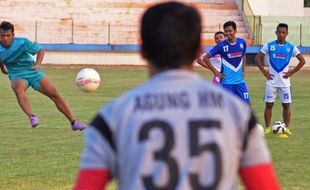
[0,0,252,45]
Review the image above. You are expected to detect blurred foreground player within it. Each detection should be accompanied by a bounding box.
[74,2,280,190]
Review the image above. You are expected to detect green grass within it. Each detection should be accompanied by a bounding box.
[0,65,309,190]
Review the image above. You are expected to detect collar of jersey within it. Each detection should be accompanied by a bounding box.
[150,69,200,82]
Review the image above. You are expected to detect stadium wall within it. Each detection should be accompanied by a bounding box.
[248,0,306,16]
[41,44,310,67]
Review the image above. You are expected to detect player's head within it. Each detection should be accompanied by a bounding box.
[140,2,201,73]
[223,21,237,41]
[0,21,15,47]
[214,31,225,44]
[275,23,288,42]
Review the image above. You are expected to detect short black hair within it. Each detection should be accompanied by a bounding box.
[141,2,201,69]
[276,23,288,31]
[223,21,237,30]
[0,21,14,33]
[214,31,225,37]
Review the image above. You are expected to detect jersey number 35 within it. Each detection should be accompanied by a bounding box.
[138,119,222,190]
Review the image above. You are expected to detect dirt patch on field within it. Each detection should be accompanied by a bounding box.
[42,64,310,73]
[43,64,148,71]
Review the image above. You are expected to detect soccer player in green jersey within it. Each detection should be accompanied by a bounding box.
[0,21,86,131]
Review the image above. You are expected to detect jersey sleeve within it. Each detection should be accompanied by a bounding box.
[260,43,269,55]
[239,112,280,189]
[240,113,271,167]
[23,38,41,55]
[292,46,301,57]
[208,43,222,57]
[78,102,117,175]
[243,39,247,54]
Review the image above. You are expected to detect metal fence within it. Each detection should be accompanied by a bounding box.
[9,6,310,46]
[12,18,225,45]
[12,19,140,45]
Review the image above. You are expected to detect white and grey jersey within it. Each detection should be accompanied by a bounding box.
[80,70,271,190]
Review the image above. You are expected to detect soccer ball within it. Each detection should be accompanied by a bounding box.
[271,121,287,134]
[76,68,100,92]
[256,123,264,136]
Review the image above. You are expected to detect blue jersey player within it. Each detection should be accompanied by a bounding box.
[255,23,305,138]
[0,21,86,130]
[201,21,250,104]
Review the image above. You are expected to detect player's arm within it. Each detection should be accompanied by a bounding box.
[242,40,247,77]
[283,50,306,79]
[239,112,280,190]
[240,164,280,190]
[196,52,211,70]
[0,63,8,74]
[255,51,273,80]
[24,38,45,71]
[200,44,224,79]
[32,49,45,71]
[242,55,246,77]
[74,168,111,190]
[202,53,223,79]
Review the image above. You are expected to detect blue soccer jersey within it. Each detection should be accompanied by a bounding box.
[260,40,300,87]
[267,41,294,72]
[0,37,41,78]
[209,38,247,84]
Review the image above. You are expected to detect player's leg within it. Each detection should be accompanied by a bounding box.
[264,102,274,134]
[36,77,86,130]
[234,82,251,105]
[11,79,39,127]
[279,87,292,135]
[282,103,291,127]
[264,85,276,134]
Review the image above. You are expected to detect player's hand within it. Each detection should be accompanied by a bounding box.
[32,65,41,71]
[196,58,205,65]
[264,72,273,80]
[282,71,292,79]
[215,70,224,80]
[0,64,8,74]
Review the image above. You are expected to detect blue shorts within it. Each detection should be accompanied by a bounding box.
[221,82,251,103]
[9,69,45,91]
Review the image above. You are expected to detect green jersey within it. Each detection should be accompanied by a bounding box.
[0,37,41,79]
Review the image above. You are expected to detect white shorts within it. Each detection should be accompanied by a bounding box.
[264,86,292,103]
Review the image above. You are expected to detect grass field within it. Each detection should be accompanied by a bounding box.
[0,65,309,190]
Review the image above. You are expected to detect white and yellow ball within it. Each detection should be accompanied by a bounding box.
[271,121,287,134]
[76,68,100,92]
